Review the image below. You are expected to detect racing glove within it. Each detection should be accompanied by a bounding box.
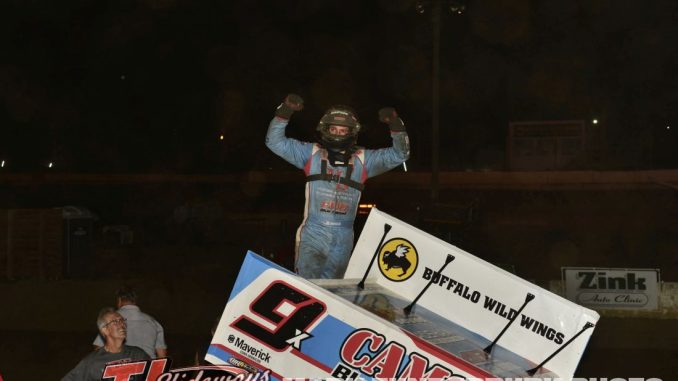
[378,107,406,132]
[275,93,304,119]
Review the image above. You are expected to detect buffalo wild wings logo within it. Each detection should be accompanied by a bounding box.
[378,238,418,281]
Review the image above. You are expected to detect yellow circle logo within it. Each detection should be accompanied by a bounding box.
[378,238,418,281]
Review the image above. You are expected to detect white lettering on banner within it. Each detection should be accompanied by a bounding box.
[282,377,662,381]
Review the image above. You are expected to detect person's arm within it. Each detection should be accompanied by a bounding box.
[363,107,410,178]
[265,94,312,169]
[155,321,168,358]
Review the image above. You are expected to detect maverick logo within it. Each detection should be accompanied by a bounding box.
[378,238,418,281]
[234,336,272,363]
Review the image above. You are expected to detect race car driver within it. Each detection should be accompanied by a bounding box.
[265,93,410,279]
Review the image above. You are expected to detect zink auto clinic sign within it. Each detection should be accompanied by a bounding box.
[562,267,660,310]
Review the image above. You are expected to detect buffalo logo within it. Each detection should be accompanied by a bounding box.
[378,238,418,281]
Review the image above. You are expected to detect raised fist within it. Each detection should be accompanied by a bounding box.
[378,107,405,132]
[275,93,304,119]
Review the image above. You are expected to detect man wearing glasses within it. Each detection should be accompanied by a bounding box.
[93,286,167,358]
[62,308,149,381]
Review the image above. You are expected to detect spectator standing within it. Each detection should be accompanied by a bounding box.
[93,286,167,358]
[62,308,149,380]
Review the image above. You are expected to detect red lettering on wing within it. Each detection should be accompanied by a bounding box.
[102,361,146,381]
[363,342,406,379]
[340,329,385,368]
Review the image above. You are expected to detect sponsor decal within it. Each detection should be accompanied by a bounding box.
[332,328,466,381]
[423,267,565,344]
[321,199,350,214]
[562,267,660,310]
[378,238,418,281]
[101,358,269,381]
[229,335,272,363]
[232,281,325,353]
[228,356,260,373]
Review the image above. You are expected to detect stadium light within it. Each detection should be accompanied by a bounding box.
[358,203,377,215]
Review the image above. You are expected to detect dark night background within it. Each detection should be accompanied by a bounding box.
[1,0,678,379]
[2,0,676,172]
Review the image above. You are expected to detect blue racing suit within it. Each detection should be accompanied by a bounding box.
[265,116,410,279]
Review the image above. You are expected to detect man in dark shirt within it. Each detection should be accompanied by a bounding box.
[62,307,149,381]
